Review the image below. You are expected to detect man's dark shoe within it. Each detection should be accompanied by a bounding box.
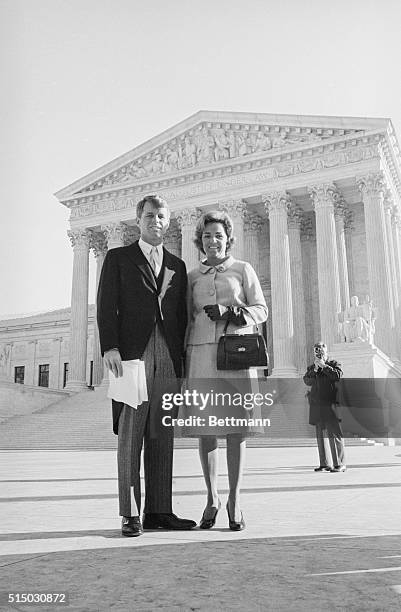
[143,513,197,530]
[121,516,143,537]
[314,466,332,472]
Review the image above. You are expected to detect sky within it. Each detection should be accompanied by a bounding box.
[1,0,400,318]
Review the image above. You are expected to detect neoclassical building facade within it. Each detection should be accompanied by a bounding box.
[0,307,97,390]
[3,110,400,393]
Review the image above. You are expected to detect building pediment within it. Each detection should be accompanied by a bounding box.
[55,110,391,204]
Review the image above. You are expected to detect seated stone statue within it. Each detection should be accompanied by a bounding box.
[340,295,374,343]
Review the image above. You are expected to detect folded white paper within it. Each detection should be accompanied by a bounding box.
[107,360,148,408]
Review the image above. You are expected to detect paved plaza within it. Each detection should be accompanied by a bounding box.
[1,444,401,611]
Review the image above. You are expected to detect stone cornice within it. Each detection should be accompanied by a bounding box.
[63,130,383,207]
[55,111,388,202]
[62,133,390,208]
[66,135,384,224]
[380,126,401,200]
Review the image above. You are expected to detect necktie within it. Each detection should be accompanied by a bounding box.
[149,247,158,275]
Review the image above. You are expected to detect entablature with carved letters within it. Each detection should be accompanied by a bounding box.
[55,111,395,199]
[55,111,401,227]
[66,138,383,226]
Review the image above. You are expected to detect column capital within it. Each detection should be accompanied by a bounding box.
[392,204,401,227]
[287,204,303,229]
[123,225,140,246]
[300,216,314,241]
[343,209,354,231]
[218,199,247,219]
[175,208,202,228]
[262,191,290,215]
[332,193,347,221]
[356,172,385,197]
[67,228,92,249]
[164,226,181,244]
[101,222,129,245]
[308,183,338,210]
[383,189,395,213]
[89,232,108,258]
[244,212,263,233]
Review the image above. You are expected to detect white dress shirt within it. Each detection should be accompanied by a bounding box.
[138,238,163,277]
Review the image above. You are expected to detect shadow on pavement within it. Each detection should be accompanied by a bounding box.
[1,534,400,611]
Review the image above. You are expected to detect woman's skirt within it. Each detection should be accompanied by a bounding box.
[179,343,267,437]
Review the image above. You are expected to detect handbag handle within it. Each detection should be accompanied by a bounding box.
[221,307,260,336]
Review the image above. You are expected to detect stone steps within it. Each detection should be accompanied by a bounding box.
[0,385,383,450]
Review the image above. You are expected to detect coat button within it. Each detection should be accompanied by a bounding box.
[209,289,215,295]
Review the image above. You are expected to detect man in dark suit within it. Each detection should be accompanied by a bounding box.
[97,194,196,536]
[303,342,346,473]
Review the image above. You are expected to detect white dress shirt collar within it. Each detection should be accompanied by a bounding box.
[138,238,163,276]
[138,238,163,257]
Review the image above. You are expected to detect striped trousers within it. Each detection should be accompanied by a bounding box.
[117,325,177,517]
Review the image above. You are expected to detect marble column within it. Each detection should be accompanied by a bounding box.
[288,204,307,374]
[50,338,62,389]
[300,217,317,365]
[219,200,247,260]
[334,198,351,311]
[393,207,401,364]
[244,212,263,277]
[66,229,91,392]
[263,192,297,377]
[175,208,201,272]
[91,232,108,386]
[384,193,399,315]
[0,343,13,382]
[344,210,355,298]
[392,207,401,311]
[309,184,341,349]
[357,173,395,356]
[164,226,181,258]
[6,343,13,381]
[101,222,129,249]
[26,340,37,386]
[384,193,401,361]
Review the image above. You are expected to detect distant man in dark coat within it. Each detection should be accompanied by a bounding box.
[97,194,196,536]
[303,342,345,472]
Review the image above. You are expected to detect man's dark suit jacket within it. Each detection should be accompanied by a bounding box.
[97,241,188,433]
[303,360,342,426]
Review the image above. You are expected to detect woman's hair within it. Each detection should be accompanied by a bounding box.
[194,210,236,254]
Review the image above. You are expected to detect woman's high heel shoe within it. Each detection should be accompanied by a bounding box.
[199,500,221,529]
[226,503,246,531]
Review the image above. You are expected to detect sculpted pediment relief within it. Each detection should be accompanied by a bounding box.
[76,120,365,194]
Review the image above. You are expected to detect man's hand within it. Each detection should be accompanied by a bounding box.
[203,304,228,321]
[104,349,123,378]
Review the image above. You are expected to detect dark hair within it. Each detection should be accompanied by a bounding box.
[194,210,236,254]
[136,194,169,219]
[314,342,327,349]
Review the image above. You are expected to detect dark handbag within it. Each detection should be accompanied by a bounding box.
[217,316,269,371]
